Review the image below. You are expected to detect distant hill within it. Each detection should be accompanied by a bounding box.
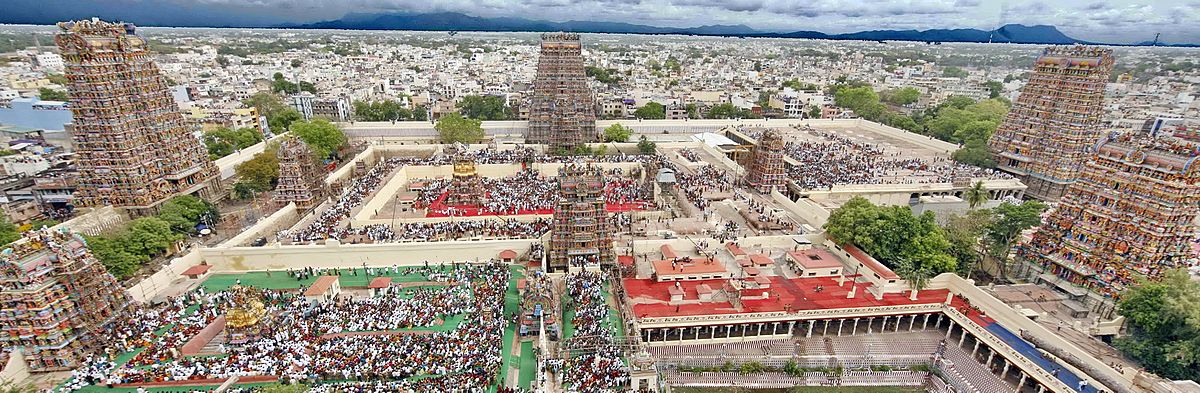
[290,13,1181,46]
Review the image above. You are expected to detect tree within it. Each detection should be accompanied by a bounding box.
[984,81,1004,99]
[706,103,751,119]
[37,87,67,101]
[158,195,219,234]
[353,99,411,121]
[585,66,621,84]
[603,123,633,142]
[291,59,302,68]
[634,102,666,119]
[807,105,822,119]
[953,140,996,168]
[943,209,995,280]
[289,118,347,159]
[636,136,656,155]
[985,200,1046,280]
[896,259,933,300]
[235,149,280,194]
[833,86,885,121]
[86,235,148,280]
[684,103,700,119]
[46,73,68,85]
[244,92,287,118]
[435,113,485,144]
[0,214,20,246]
[270,108,303,134]
[782,79,818,91]
[824,196,957,274]
[942,66,968,78]
[122,217,182,259]
[456,95,511,120]
[965,181,988,209]
[203,127,264,159]
[215,55,230,67]
[1115,269,1200,381]
[881,87,921,106]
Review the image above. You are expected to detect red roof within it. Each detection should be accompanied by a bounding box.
[725,242,747,256]
[744,267,760,276]
[368,277,392,289]
[618,255,635,266]
[738,259,752,267]
[845,244,900,280]
[181,264,211,277]
[749,254,773,266]
[696,284,715,294]
[660,244,678,259]
[753,276,772,285]
[498,249,518,260]
[787,249,843,270]
[652,259,726,276]
[303,276,339,296]
[667,285,685,296]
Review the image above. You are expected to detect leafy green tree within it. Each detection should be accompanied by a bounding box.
[46,73,68,85]
[456,95,511,120]
[833,86,885,121]
[884,113,920,133]
[705,103,750,119]
[123,217,182,258]
[203,127,264,159]
[235,149,280,194]
[823,196,957,274]
[0,214,20,246]
[215,55,230,67]
[158,195,219,234]
[291,59,302,68]
[435,113,485,144]
[943,209,995,279]
[942,66,968,78]
[896,259,934,300]
[636,136,656,155]
[603,123,633,142]
[953,140,996,168]
[270,108,303,134]
[244,92,288,118]
[782,79,818,91]
[1115,269,1200,381]
[289,118,347,159]
[881,87,921,105]
[684,103,700,119]
[37,87,67,101]
[585,66,622,84]
[985,201,1046,279]
[412,106,429,121]
[807,105,822,119]
[634,102,666,119]
[85,235,148,279]
[984,81,1004,99]
[353,99,412,121]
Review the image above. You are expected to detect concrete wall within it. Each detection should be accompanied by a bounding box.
[223,203,299,247]
[125,249,203,303]
[771,189,830,228]
[52,205,129,236]
[199,239,537,272]
[214,132,288,181]
[0,352,30,388]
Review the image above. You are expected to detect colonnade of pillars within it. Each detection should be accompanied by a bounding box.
[642,313,1054,393]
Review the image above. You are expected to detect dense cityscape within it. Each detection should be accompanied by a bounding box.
[0,7,1196,393]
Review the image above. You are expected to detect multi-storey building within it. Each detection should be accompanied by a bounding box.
[988,46,1115,201]
[273,135,326,211]
[1021,133,1200,295]
[745,129,786,193]
[290,93,352,122]
[0,228,130,371]
[55,19,218,212]
[526,33,598,150]
[548,164,612,272]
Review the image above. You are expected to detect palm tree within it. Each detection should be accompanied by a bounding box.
[965,181,988,209]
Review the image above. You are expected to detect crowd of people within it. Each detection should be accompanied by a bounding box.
[62,264,512,393]
[558,271,630,393]
[781,128,1012,190]
[284,157,408,243]
[674,164,734,211]
[480,170,557,214]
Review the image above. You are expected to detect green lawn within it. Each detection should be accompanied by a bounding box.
[517,341,536,389]
[201,268,449,292]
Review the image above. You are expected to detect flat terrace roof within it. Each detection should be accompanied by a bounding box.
[625,275,949,318]
[652,259,726,276]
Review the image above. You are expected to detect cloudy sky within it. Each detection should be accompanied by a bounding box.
[2,0,1198,44]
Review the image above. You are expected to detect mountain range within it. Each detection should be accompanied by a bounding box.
[292,12,1097,45]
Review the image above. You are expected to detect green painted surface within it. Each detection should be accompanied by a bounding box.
[517,341,536,389]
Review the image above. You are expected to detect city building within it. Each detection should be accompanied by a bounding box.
[1021,133,1200,295]
[290,93,351,122]
[526,33,598,150]
[988,46,1116,201]
[744,129,786,193]
[186,106,263,133]
[273,135,327,211]
[548,164,612,272]
[55,19,219,211]
[0,228,131,371]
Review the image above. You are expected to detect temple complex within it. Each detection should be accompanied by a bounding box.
[744,128,787,193]
[1021,133,1200,295]
[0,228,130,371]
[526,33,598,150]
[55,19,218,212]
[988,45,1115,201]
[273,135,327,211]
[445,147,484,206]
[548,164,612,272]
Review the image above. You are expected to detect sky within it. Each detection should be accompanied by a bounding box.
[2,0,1198,44]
